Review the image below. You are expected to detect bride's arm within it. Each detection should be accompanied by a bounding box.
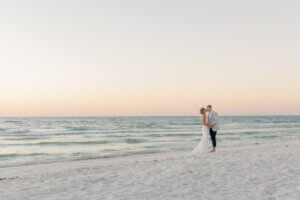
[202,115,213,128]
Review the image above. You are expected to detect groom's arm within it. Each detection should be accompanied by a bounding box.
[211,112,218,126]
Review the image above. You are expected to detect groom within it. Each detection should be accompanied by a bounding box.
[206,105,220,152]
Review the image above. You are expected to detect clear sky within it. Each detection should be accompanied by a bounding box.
[0,0,299,116]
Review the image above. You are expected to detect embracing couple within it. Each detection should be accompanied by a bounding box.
[192,105,220,154]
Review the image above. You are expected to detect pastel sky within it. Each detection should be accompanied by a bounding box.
[1,0,299,116]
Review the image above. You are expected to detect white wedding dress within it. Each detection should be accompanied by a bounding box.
[191,125,210,154]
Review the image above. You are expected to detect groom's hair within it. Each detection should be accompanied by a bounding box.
[207,105,212,108]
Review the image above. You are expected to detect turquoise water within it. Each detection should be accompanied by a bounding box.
[0,116,300,167]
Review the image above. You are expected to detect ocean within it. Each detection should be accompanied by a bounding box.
[0,116,299,168]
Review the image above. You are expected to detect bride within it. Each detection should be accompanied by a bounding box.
[192,107,213,154]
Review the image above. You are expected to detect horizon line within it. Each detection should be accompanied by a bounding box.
[0,114,300,118]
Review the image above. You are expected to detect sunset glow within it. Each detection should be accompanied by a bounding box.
[1,0,299,116]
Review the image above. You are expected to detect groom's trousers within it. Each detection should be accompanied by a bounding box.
[209,128,217,147]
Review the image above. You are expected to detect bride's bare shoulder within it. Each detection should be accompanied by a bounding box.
[202,114,206,122]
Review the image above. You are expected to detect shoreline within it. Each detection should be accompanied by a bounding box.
[0,139,296,170]
[0,140,299,200]
[0,140,294,170]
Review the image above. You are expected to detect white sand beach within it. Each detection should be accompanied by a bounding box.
[0,141,299,200]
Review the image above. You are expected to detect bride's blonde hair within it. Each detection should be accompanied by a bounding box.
[200,107,205,115]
